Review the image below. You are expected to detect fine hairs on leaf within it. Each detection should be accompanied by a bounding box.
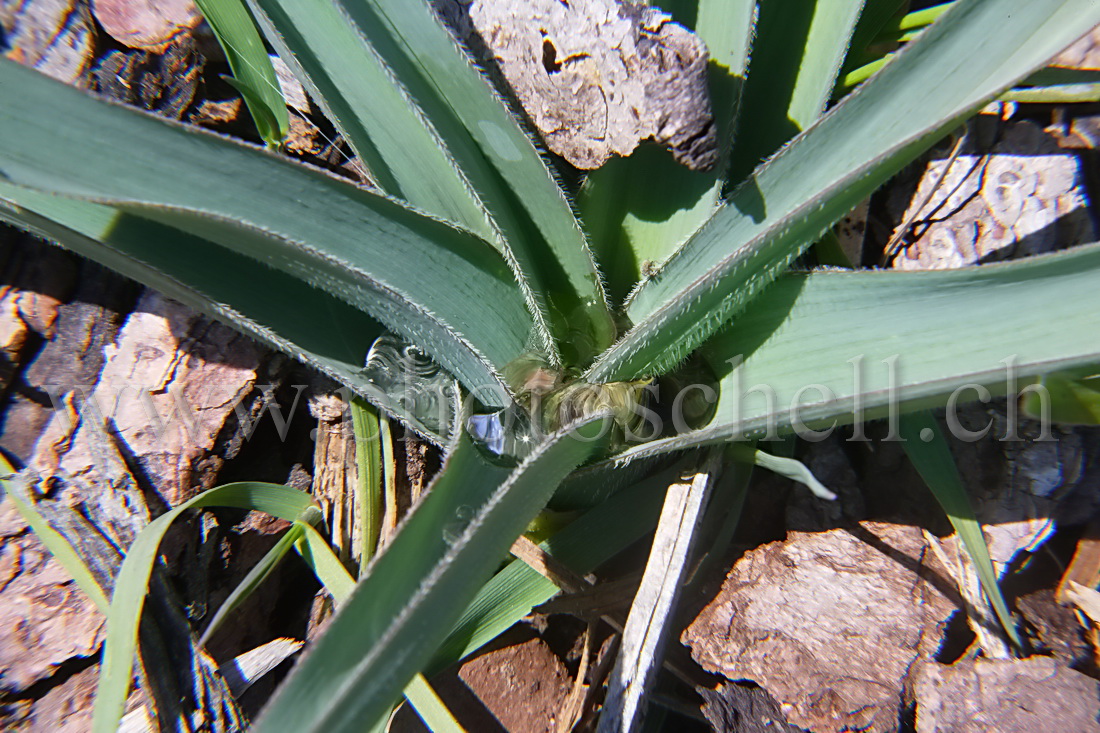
[3,0,1100,731]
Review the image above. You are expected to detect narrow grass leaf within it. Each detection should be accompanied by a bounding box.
[199,522,306,647]
[0,59,530,405]
[350,397,385,565]
[898,411,1022,649]
[92,483,319,733]
[405,674,466,733]
[253,415,612,733]
[1,469,110,614]
[589,0,1100,383]
[195,0,289,146]
[1000,84,1100,104]
[747,449,836,500]
[296,521,357,602]
[839,0,908,79]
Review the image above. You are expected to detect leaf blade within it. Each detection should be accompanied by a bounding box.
[247,0,496,240]
[342,0,615,363]
[611,243,1100,458]
[195,0,289,146]
[91,483,319,733]
[253,415,612,733]
[589,0,1100,383]
[0,186,460,441]
[0,59,529,405]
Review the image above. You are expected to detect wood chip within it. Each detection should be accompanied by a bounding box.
[914,656,1100,732]
[888,120,1093,269]
[684,522,955,733]
[449,0,716,170]
[91,0,202,53]
[0,501,104,692]
[1052,24,1100,70]
[2,0,95,86]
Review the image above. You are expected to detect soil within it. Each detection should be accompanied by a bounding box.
[3,2,1100,732]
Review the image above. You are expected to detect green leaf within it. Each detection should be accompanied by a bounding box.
[578,0,755,303]
[199,511,356,646]
[898,411,1022,650]
[350,397,385,565]
[0,186,464,441]
[1000,83,1100,104]
[727,0,866,184]
[1022,368,1100,425]
[587,0,1100,383]
[245,0,496,242]
[253,415,612,733]
[742,447,837,500]
[222,75,285,144]
[1,470,110,614]
[404,674,465,733]
[92,483,319,733]
[432,459,684,670]
[194,0,290,146]
[0,58,530,407]
[295,521,358,601]
[199,522,307,647]
[317,0,615,365]
[609,243,1100,459]
[839,0,909,79]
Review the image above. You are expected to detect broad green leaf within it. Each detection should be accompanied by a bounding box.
[92,483,320,733]
[328,0,615,365]
[253,415,612,733]
[0,186,457,441]
[899,412,1022,649]
[246,0,495,241]
[195,0,289,146]
[0,59,529,406]
[609,243,1100,460]
[727,0,866,185]
[579,0,755,303]
[588,0,1100,383]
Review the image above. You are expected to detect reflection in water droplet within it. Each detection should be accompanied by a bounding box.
[362,334,455,437]
[466,406,535,466]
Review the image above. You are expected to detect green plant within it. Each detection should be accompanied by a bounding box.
[2,0,1100,730]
